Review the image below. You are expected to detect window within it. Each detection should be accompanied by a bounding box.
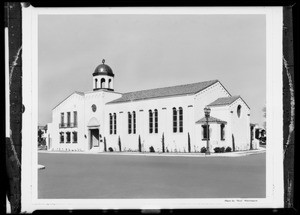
[179,107,183,133]
[173,107,177,133]
[67,112,71,127]
[128,112,132,134]
[101,78,105,88]
[154,109,158,133]
[60,113,64,127]
[220,124,225,140]
[73,111,77,127]
[109,113,113,134]
[149,110,153,133]
[73,132,77,143]
[60,132,64,143]
[66,132,71,143]
[113,113,117,134]
[108,79,112,88]
[202,125,210,140]
[237,105,242,118]
[95,78,98,89]
[133,111,136,134]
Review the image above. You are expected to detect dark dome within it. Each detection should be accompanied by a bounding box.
[93,59,114,77]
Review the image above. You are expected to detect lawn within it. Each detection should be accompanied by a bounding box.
[38,152,266,199]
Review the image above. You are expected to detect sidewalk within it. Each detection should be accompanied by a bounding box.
[38,148,266,158]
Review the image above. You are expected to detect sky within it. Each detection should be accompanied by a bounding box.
[38,14,266,126]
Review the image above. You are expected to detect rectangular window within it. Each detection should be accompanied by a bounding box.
[73,132,77,143]
[221,124,225,140]
[67,112,71,127]
[60,113,64,128]
[149,110,153,133]
[173,108,177,133]
[128,112,132,134]
[109,114,113,134]
[66,132,71,143]
[133,112,136,134]
[179,107,183,133]
[154,109,158,133]
[114,113,117,134]
[202,125,210,140]
[73,111,77,127]
[60,132,64,143]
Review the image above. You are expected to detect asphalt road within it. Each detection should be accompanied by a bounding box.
[38,152,265,199]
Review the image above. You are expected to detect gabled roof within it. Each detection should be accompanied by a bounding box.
[107,80,219,104]
[208,95,250,109]
[52,91,84,110]
[196,116,227,124]
[208,96,240,107]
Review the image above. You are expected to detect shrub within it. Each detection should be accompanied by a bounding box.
[220,147,225,153]
[149,146,155,152]
[162,133,165,153]
[214,147,221,153]
[200,147,207,153]
[108,147,114,152]
[118,136,122,152]
[104,137,107,152]
[138,135,142,152]
[225,146,232,152]
[188,132,191,153]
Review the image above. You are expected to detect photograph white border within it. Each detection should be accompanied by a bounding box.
[21,6,283,213]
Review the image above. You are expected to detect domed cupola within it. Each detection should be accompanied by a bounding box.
[93,59,115,91]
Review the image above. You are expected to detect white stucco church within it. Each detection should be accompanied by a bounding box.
[46,59,258,153]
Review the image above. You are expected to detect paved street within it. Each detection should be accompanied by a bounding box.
[38,152,265,199]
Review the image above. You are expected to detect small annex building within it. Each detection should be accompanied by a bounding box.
[46,60,257,153]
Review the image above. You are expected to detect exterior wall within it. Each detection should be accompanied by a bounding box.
[50,93,85,151]
[105,95,195,153]
[194,82,231,152]
[228,98,251,151]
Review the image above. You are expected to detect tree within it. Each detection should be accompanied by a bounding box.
[38,129,43,145]
[138,135,142,152]
[188,132,191,153]
[104,137,107,152]
[162,133,165,153]
[118,136,122,152]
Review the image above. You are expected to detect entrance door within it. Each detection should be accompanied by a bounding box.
[90,129,99,149]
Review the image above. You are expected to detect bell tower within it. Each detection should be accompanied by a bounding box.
[92,59,114,91]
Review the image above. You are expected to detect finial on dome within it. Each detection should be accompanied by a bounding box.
[102,59,105,64]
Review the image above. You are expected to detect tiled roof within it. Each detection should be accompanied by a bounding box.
[52,91,84,110]
[196,116,227,124]
[208,96,240,107]
[107,80,219,104]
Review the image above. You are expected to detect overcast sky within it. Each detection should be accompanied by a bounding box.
[38,14,266,126]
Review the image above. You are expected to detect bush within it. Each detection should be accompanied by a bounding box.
[220,147,225,153]
[149,146,155,152]
[225,146,232,152]
[200,147,207,153]
[108,147,114,152]
[214,147,221,153]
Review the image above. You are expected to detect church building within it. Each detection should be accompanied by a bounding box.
[46,60,256,153]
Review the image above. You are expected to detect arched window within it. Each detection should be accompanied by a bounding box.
[237,105,242,118]
[220,124,225,140]
[113,113,117,134]
[149,110,153,133]
[128,112,132,134]
[95,78,98,89]
[101,78,105,88]
[108,79,112,88]
[173,107,177,133]
[179,107,183,133]
[133,111,136,134]
[60,132,64,143]
[154,109,158,133]
[109,113,113,134]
